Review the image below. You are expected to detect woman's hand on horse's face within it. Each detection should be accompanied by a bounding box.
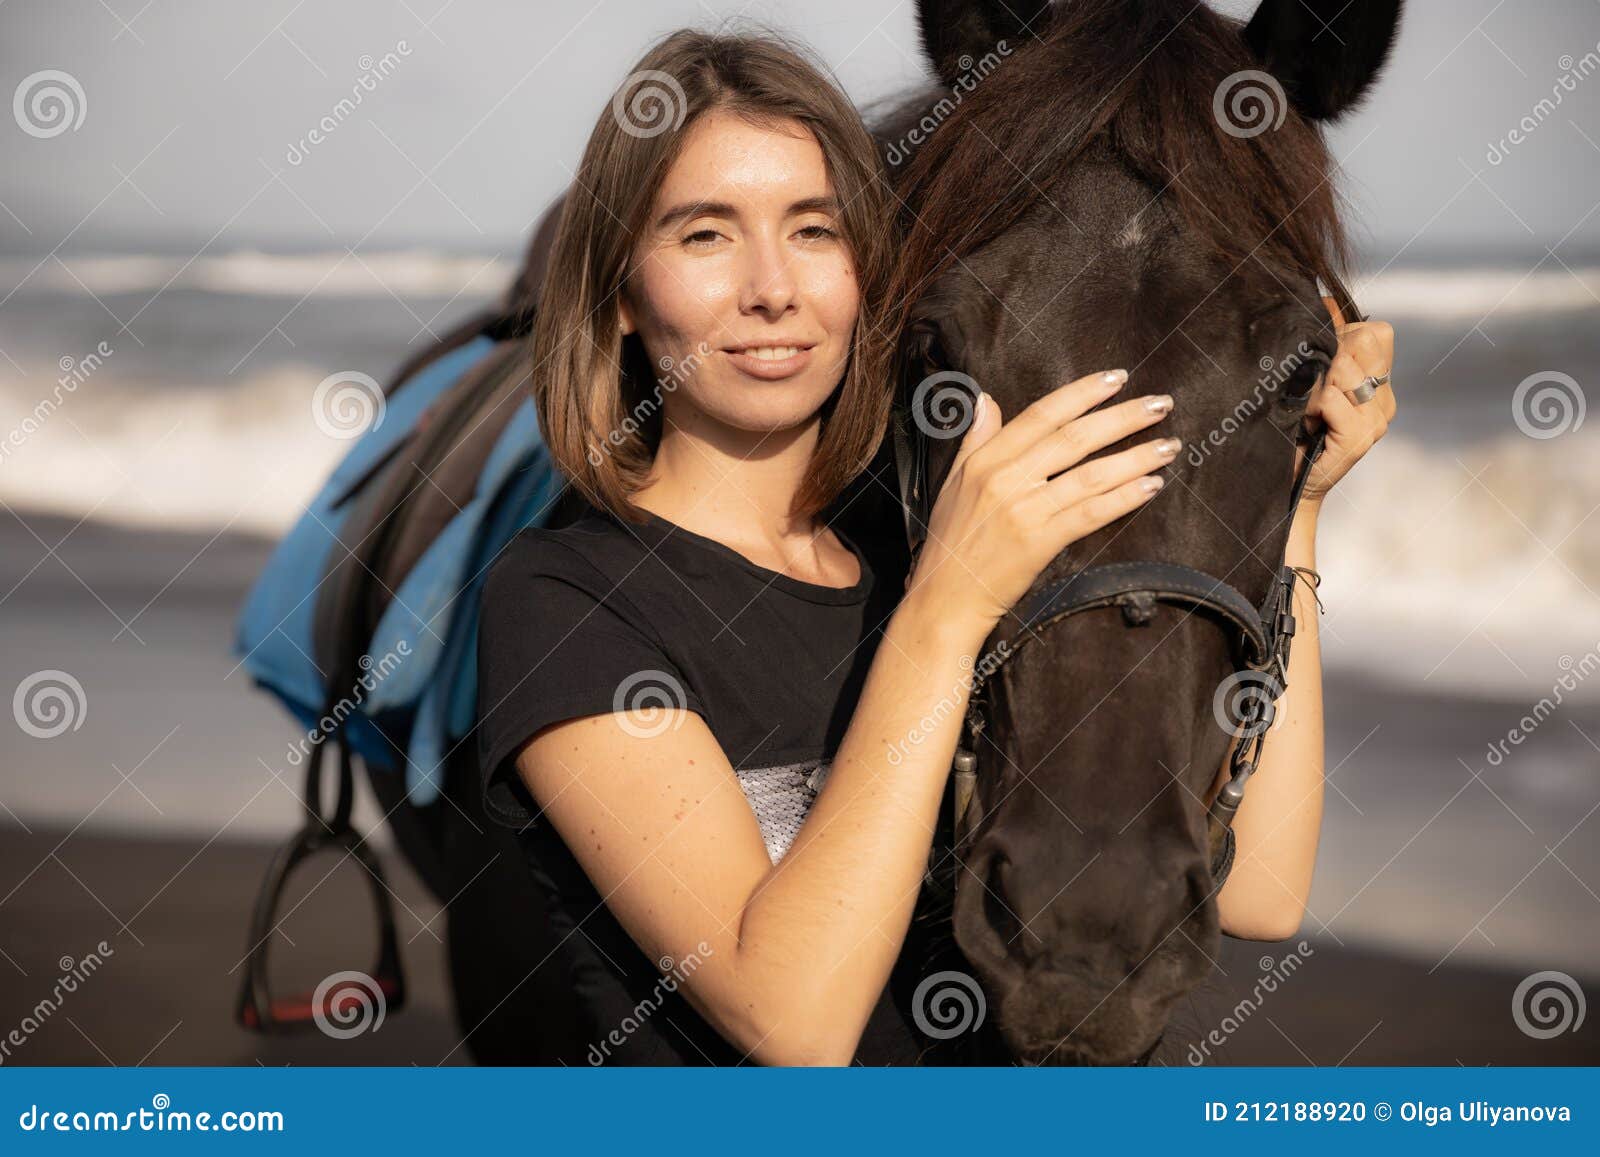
[904,369,1178,631]
[1296,299,1398,504]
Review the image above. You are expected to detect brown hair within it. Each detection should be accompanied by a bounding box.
[529,29,896,525]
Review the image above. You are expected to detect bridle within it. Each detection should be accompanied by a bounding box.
[890,380,1327,887]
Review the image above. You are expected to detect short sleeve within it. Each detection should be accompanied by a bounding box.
[474,538,705,829]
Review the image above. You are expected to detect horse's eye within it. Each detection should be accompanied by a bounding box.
[1281,359,1323,402]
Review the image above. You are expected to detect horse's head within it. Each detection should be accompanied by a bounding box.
[885,0,1401,1064]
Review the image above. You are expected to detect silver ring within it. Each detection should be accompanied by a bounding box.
[1349,372,1387,405]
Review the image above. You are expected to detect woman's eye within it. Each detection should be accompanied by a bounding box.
[679,224,836,246]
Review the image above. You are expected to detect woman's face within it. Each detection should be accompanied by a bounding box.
[618,109,860,435]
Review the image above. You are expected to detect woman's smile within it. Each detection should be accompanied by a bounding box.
[722,342,817,380]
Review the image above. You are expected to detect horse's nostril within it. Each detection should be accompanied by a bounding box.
[981,849,1023,948]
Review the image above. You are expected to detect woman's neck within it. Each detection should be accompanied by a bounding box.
[627,413,854,582]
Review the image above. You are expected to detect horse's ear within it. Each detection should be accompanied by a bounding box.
[1242,0,1404,121]
[914,0,1052,87]
[904,316,954,379]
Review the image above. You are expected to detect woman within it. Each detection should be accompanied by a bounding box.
[473,28,1395,1066]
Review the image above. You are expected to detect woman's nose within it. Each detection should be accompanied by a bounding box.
[738,236,797,318]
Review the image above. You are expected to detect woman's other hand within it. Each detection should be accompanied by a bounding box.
[1295,299,1397,504]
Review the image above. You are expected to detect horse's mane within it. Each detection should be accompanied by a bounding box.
[885,0,1360,340]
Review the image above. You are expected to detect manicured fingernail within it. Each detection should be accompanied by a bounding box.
[1103,369,1128,388]
[1145,394,1174,414]
[1156,437,1182,457]
[1140,475,1165,494]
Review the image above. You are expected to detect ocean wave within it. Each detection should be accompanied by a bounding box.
[4,361,1597,699]
[3,249,1595,318]
[0,250,518,300]
[1315,427,1600,700]
[0,365,349,537]
[1351,266,1600,320]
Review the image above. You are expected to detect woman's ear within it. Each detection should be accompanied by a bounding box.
[618,295,636,336]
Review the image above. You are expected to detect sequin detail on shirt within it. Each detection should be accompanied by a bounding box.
[734,759,834,864]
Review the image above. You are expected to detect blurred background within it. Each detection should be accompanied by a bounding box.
[1,0,1596,1066]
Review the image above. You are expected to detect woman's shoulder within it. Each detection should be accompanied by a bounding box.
[476,512,668,663]
[486,511,647,590]
[479,511,675,645]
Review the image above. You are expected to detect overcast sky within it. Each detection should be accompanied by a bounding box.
[1,0,1596,259]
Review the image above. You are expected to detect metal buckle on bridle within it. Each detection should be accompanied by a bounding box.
[1202,560,1303,875]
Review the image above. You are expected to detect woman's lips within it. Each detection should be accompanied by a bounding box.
[723,345,815,380]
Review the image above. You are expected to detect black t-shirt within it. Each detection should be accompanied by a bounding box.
[474,502,927,1065]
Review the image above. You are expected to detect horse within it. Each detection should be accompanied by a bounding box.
[875,0,1401,1064]
[396,0,1402,1065]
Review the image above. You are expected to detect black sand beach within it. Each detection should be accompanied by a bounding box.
[1,827,1594,1066]
[3,513,1597,1066]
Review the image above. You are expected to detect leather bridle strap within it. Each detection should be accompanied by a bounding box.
[892,383,1327,885]
[1009,561,1272,665]
[890,398,931,555]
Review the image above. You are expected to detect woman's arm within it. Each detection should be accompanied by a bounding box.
[514,584,990,1066]
[1215,298,1395,940]
[513,371,1175,1064]
[732,585,995,1055]
[1214,500,1324,940]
